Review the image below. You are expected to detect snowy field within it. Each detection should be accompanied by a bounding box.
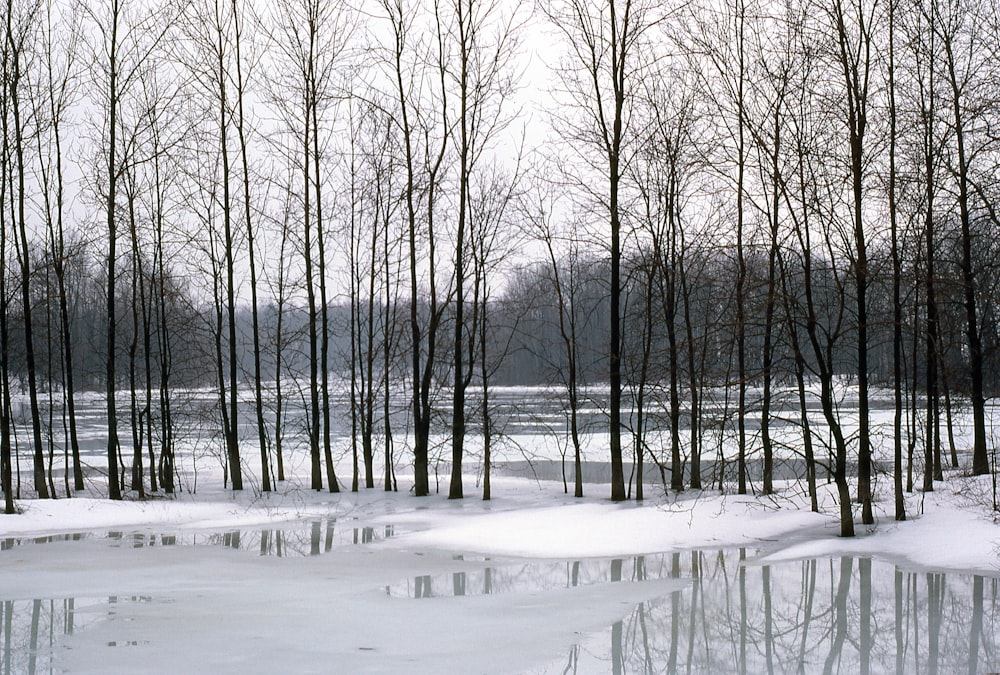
[1,387,999,673]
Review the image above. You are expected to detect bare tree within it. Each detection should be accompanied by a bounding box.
[268,0,349,492]
[230,0,270,492]
[346,95,402,491]
[690,0,753,494]
[633,72,700,494]
[887,0,905,520]
[933,0,993,476]
[266,160,302,485]
[746,13,796,496]
[523,175,586,498]
[34,0,84,492]
[377,0,451,497]
[826,0,878,524]
[177,0,245,490]
[122,135,146,496]
[1,2,17,512]
[913,0,942,490]
[545,0,662,502]
[147,66,184,494]
[83,0,172,500]
[777,11,856,535]
[446,0,521,499]
[6,0,48,498]
[467,159,521,500]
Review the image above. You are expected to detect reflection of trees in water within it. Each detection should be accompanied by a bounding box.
[0,519,394,559]
[0,596,151,675]
[563,551,999,674]
[121,519,350,557]
[2,547,996,673]
[377,546,995,673]
[390,555,680,599]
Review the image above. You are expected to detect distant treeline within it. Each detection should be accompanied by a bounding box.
[3,244,999,394]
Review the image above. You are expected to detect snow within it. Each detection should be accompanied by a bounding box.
[760,486,1000,574]
[7,474,997,575]
[1,496,331,537]
[0,478,694,673]
[390,492,829,558]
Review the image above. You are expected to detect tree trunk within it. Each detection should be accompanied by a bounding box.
[1,30,15,512]
[941,27,988,475]
[735,0,748,496]
[888,0,905,520]
[232,0,270,493]
[104,1,122,501]
[127,187,143,497]
[312,82,337,494]
[214,7,242,491]
[8,21,48,499]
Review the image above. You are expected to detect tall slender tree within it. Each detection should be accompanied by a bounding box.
[229,0,269,492]
[888,0,905,520]
[270,0,348,492]
[83,0,174,499]
[827,0,876,524]
[447,0,520,499]
[88,0,124,500]
[36,0,84,492]
[1,3,16,513]
[935,0,990,476]
[6,0,49,498]
[524,178,586,498]
[545,0,660,502]
[378,0,450,497]
[179,0,244,490]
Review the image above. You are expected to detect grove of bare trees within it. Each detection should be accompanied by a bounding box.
[2,0,1000,536]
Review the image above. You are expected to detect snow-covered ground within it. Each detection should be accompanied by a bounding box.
[1,472,998,673]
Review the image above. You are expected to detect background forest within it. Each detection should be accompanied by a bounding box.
[3,0,1000,538]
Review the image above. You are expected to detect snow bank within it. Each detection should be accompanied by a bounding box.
[0,495,331,537]
[760,487,1000,574]
[390,492,829,558]
[4,474,999,575]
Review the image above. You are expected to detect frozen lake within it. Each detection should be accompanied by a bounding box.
[4,382,955,495]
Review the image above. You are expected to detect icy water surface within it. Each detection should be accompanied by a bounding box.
[0,596,160,674]
[387,555,669,599]
[13,384,911,490]
[1,533,997,674]
[537,550,1000,674]
[384,548,1000,672]
[0,517,397,558]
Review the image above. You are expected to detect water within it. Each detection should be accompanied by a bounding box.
[9,382,890,486]
[386,555,661,599]
[0,596,158,674]
[539,550,1000,674]
[0,519,398,558]
[1,532,996,673]
[385,548,1000,672]
[3,382,998,672]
